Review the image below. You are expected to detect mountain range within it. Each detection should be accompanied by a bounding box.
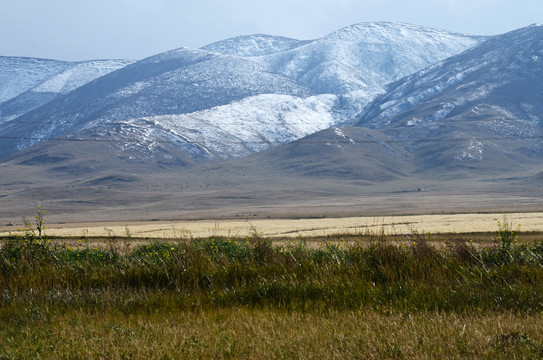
[0,22,542,222]
[0,22,483,160]
[358,24,543,177]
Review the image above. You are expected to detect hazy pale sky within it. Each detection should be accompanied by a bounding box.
[1,0,541,61]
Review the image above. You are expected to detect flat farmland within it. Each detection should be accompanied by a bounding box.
[5,212,541,239]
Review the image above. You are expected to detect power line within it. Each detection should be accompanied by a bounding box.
[6,117,542,126]
[1,134,542,145]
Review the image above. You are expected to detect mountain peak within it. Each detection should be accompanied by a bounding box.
[139,46,214,63]
[201,34,305,57]
[322,22,479,43]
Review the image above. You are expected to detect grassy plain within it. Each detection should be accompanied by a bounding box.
[3,309,542,359]
[1,213,543,359]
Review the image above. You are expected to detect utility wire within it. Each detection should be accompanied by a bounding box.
[1,135,542,145]
[6,117,542,125]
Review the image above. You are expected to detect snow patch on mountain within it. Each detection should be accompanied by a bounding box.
[202,34,307,57]
[32,59,134,94]
[83,94,339,160]
[455,138,484,161]
[251,22,483,96]
[0,57,72,103]
[328,127,356,149]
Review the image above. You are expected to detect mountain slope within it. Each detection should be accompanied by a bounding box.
[260,22,483,95]
[74,94,339,161]
[0,48,313,159]
[0,59,134,124]
[204,23,484,122]
[0,57,72,104]
[202,34,308,57]
[226,126,412,182]
[358,25,543,176]
[205,23,483,96]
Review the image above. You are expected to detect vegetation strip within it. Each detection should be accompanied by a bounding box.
[1,210,542,358]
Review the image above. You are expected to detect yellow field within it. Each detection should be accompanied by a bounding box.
[3,212,541,239]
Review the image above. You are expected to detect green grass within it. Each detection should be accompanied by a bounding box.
[1,214,542,358]
[1,308,543,359]
[1,230,543,313]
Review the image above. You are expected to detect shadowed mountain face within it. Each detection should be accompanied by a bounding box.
[358,25,543,177]
[226,126,412,182]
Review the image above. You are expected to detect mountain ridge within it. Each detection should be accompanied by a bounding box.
[356,25,543,177]
[0,58,134,125]
[0,22,484,162]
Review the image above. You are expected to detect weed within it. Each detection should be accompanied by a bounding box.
[496,214,521,250]
[495,331,535,355]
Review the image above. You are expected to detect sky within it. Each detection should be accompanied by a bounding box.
[1,0,541,61]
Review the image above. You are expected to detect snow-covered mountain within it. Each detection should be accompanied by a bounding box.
[205,22,484,117]
[0,57,72,104]
[74,94,339,160]
[358,24,543,175]
[0,58,134,124]
[4,23,543,223]
[0,22,485,163]
[260,22,483,94]
[0,47,313,159]
[202,34,308,57]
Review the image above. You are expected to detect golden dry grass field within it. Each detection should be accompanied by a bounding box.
[3,212,541,239]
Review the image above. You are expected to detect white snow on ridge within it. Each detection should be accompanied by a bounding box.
[32,59,134,94]
[252,22,483,96]
[203,22,483,100]
[117,94,339,159]
[324,22,471,40]
[202,34,305,57]
[0,57,71,103]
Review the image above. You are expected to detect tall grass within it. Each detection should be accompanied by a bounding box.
[2,309,543,359]
[1,228,542,314]
[2,211,543,358]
